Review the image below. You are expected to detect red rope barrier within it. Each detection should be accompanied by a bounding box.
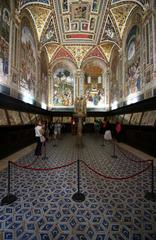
[17,158,39,168]
[10,160,76,171]
[81,160,152,180]
[116,144,151,164]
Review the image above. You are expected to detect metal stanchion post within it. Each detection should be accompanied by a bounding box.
[145,160,156,202]
[72,159,85,202]
[101,137,105,147]
[111,140,117,158]
[1,161,17,205]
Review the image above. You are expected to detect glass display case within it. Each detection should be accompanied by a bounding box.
[29,113,37,124]
[122,113,132,125]
[130,112,142,125]
[7,110,22,125]
[53,117,62,123]
[20,112,31,124]
[141,110,156,126]
[85,117,95,123]
[62,117,71,123]
[0,109,9,125]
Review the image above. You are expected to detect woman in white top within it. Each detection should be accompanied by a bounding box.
[34,120,44,157]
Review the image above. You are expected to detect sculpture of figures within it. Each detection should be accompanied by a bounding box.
[75,96,86,115]
[75,97,80,113]
[77,118,82,136]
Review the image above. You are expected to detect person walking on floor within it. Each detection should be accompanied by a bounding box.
[34,120,45,158]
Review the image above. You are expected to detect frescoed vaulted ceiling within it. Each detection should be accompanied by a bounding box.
[19,0,148,66]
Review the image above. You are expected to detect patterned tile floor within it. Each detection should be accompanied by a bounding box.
[0,134,156,240]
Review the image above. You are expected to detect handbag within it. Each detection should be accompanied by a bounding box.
[104,130,112,141]
[40,135,46,143]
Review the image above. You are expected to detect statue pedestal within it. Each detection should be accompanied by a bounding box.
[73,114,85,148]
[73,113,86,118]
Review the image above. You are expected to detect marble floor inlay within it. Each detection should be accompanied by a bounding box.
[0,134,156,240]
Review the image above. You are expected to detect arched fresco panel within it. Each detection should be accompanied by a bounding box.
[0,0,10,83]
[124,25,141,98]
[20,25,37,97]
[52,65,75,107]
[83,60,107,109]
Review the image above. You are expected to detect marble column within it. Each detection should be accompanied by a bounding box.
[75,69,85,98]
[106,68,110,109]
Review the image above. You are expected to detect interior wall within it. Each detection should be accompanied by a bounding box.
[41,49,48,106]
[19,18,37,102]
[0,0,10,86]
[109,47,120,106]
[121,9,155,106]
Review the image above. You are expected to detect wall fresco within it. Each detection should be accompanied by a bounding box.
[84,78,105,108]
[125,25,141,97]
[52,68,74,107]
[0,0,10,83]
[20,26,37,96]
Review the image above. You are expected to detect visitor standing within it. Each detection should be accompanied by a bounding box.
[34,120,44,158]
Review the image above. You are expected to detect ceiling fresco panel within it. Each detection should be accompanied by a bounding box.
[66,45,92,68]
[71,2,90,21]
[111,0,145,4]
[111,3,136,38]
[27,6,51,40]
[45,44,59,62]
[41,17,58,44]
[52,47,75,63]
[92,0,100,12]
[101,15,118,43]
[100,43,114,62]
[54,0,103,44]
[20,0,50,8]
[84,46,106,62]
[65,33,94,42]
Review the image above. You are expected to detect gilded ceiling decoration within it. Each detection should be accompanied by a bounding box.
[111,3,136,38]
[54,0,103,44]
[100,43,114,62]
[41,17,58,44]
[20,0,49,8]
[27,5,51,40]
[84,46,106,62]
[66,45,92,68]
[101,15,118,43]
[45,44,59,62]
[111,0,146,6]
[19,0,146,65]
[52,47,75,64]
